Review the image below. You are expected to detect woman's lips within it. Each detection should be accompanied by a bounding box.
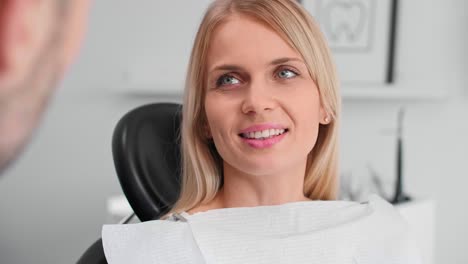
[239,130,288,149]
[239,123,287,134]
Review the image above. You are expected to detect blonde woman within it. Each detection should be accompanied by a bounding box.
[103,0,421,263]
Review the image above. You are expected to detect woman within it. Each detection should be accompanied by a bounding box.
[172,0,339,214]
[103,0,421,263]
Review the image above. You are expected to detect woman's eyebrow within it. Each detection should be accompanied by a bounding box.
[209,64,244,74]
[208,57,304,74]
[269,57,304,66]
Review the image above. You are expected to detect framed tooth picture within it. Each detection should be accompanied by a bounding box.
[300,0,399,84]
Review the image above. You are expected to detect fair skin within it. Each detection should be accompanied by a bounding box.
[0,0,90,173]
[189,14,329,214]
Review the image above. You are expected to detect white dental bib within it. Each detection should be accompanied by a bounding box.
[102,194,421,264]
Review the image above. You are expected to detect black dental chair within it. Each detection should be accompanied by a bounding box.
[77,103,184,264]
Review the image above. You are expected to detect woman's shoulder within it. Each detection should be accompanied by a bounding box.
[344,194,410,239]
[353,194,422,263]
[360,194,409,229]
[361,194,398,215]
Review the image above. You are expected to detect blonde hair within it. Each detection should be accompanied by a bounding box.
[166,0,341,217]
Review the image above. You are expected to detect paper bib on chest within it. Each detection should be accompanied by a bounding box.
[102,194,421,264]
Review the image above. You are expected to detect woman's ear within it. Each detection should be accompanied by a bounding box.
[319,104,331,125]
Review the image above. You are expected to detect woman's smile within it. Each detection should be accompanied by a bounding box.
[238,123,289,149]
[239,129,289,149]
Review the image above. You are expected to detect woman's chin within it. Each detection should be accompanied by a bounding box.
[239,159,289,176]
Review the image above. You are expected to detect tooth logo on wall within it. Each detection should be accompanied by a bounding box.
[321,0,372,50]
[302,0,398,84]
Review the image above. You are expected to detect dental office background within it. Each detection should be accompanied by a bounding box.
[1,0,467,263]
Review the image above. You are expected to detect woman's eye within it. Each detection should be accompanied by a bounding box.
[277,69,297,79]
[216,75,240,87]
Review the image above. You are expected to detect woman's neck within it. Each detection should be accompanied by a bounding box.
[221,159,310,206]
[188,161,310,215]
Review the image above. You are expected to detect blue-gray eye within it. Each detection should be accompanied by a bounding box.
[278,69,297,79]
[216,75,240,87]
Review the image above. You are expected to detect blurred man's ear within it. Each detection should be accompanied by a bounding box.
[0,0,51,88]
[60,0,91,69]
[0,0,91,87]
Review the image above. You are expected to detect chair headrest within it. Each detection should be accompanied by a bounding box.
[112,103,182,221]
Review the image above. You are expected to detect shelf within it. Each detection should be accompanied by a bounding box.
[342,86,450,101]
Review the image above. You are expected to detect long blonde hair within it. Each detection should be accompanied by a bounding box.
[167,0,341,216]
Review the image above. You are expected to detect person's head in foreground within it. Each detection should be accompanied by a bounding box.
[168,0,340,216]
[0,0,90,174]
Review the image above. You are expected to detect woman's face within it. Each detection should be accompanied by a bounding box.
[204,15,327,177]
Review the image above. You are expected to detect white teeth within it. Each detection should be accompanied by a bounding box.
[242,128,287,139]
[255,131,262,139]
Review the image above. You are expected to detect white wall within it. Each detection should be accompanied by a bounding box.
[341,1,468,263]
[0,0,466,263]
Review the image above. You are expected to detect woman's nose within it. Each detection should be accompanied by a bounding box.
[241,80,277,115]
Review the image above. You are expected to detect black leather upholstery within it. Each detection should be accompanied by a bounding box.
[113,103,183,221]
[77,239,107,264]
[77,103,183,263]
